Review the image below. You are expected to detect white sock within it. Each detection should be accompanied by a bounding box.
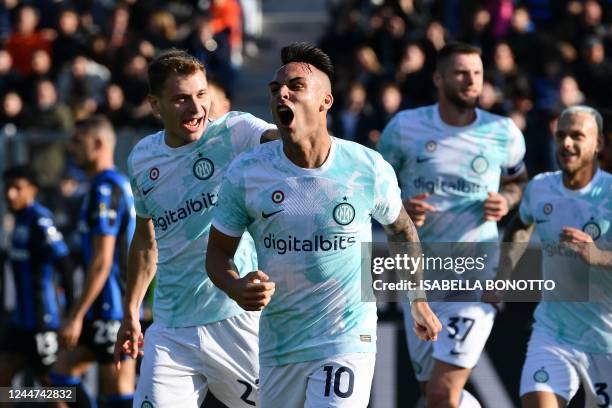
[459,390,482,408]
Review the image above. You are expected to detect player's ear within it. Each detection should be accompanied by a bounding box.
[320,92,333,112]
[148,94,161,118]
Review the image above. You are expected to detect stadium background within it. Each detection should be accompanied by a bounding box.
[1,0,611,406]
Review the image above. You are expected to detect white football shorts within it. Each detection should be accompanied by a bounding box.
[134,311,260,407]
[520,326,612,407]
[259,352,375,408]
[403,301,496,382]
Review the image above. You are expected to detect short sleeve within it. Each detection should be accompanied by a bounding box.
[127,156,149,218]
[229,112,276,152]
[211,163,251,237]
[371,155,403,225]
[501,120,526,176]
[378,114,406,174]
[518,181,535,225]
[88,181,125,236]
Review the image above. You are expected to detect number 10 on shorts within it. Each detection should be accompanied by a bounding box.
[323,366,354,398]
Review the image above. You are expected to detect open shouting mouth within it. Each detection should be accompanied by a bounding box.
[276,105,295,127]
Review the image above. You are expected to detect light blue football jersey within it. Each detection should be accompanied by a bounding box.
[127,111,275,327]
[520,170,612,353]
[212,137,403,366]
[379,104,525,243]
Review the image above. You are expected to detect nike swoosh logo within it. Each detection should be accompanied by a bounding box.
[142,186,153,195]
[535,219,549,224]
[416,156,432,163]
[262,209,284,219]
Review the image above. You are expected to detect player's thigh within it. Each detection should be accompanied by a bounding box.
[521,391,565,408]
[134,323,208,407]
[431,302,496,367]
[52,345,95,377]
[203,312,260,407]
[260,363,308,408]
[305,353,376,408]
[580,352,612,407]
[98,358,136,396]
[403,302,435,382]
[519,329,576,405]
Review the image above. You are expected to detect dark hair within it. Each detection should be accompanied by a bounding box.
[3,165,38,187]
[436,42,481,71]
[280,42,334,82]
[148,49,205,96]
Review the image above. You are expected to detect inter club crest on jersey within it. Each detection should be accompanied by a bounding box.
[470,153,489,174]
[583,219,601,240]
[333,198,355,225]
[193,157,214,180]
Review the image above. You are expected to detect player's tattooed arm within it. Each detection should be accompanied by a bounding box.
[383,208,442,341]
[260,129,280,144]
[382,207,425,289]
[382,206,420,243]
[499,168,529,210]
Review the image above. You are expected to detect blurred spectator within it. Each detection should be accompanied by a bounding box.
[461,6,495,56]
[479,80,504,114]
[556,74,585,110]
[506,6,537,70]
[51,8,90,72]
[183,11,234,98]
[350,45,385,106]
[486,41,531,113]
[0,91,25,128]
[329,82,375,147]
[97,83,134,129]
[147,9,179,51]
[395,41,435,108]
[56,54,111,113]
[4,5,54,76]
[369,4,408,71]
[208,0,243,67]
[208,77,231,119]
[575,37,612,109]
[21,49,53,104]
[369,82,403,145]
[425,20,446,51]
[486,0,513,40]
[23,78,73,192]
[0,49,21,96]
[115,53,151,122]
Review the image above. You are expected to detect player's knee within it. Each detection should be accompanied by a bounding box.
[426,384,460,408]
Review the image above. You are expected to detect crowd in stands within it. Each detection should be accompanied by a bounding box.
[0,0,261,135]
[0,0,262,250]
[320,0,612,176]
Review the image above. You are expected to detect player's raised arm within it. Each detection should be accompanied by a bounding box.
[382,207,442,341]
[114,216,157,369]
[207,227,275,311]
